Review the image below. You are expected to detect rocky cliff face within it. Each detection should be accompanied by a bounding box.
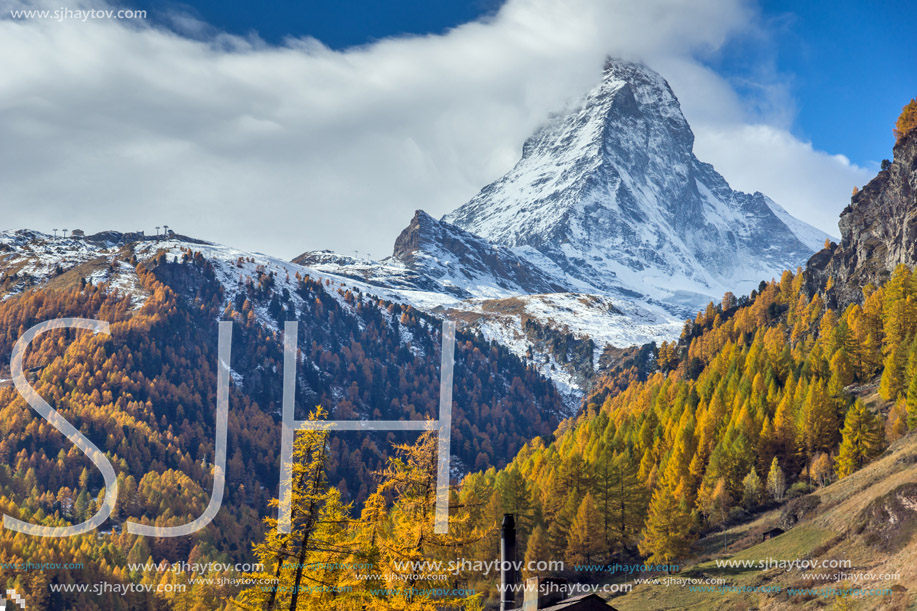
[805,129,917,307]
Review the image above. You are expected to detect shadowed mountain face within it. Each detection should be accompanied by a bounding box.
[806,129,917,307]
[390,210,569,295]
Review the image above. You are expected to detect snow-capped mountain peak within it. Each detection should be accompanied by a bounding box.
[443,58,830,313]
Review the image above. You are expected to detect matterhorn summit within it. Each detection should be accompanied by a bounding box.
[444,58,830,312]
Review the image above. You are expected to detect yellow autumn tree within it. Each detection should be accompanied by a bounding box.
[894,97,917,142]
[639,481,694,564]
[835,402,884,479]
[565,493,604,565]
[799,380,839,481]
[349,431,484,611]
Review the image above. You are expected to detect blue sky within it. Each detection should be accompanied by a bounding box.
[734,0,916,167]
[133,0,502,48]
[130,0,914,168]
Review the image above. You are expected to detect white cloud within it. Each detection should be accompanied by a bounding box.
[0,0,870,258]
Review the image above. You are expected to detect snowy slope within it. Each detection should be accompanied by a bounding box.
[441,293,681,405]
[0,230,419,328]
[0,230,152,307]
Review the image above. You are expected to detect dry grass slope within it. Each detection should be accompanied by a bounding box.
[610,432,917,610]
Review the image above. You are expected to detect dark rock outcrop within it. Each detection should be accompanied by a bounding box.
[855,482,917,552]
[805,129,917,307]
[779,494,821,530]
